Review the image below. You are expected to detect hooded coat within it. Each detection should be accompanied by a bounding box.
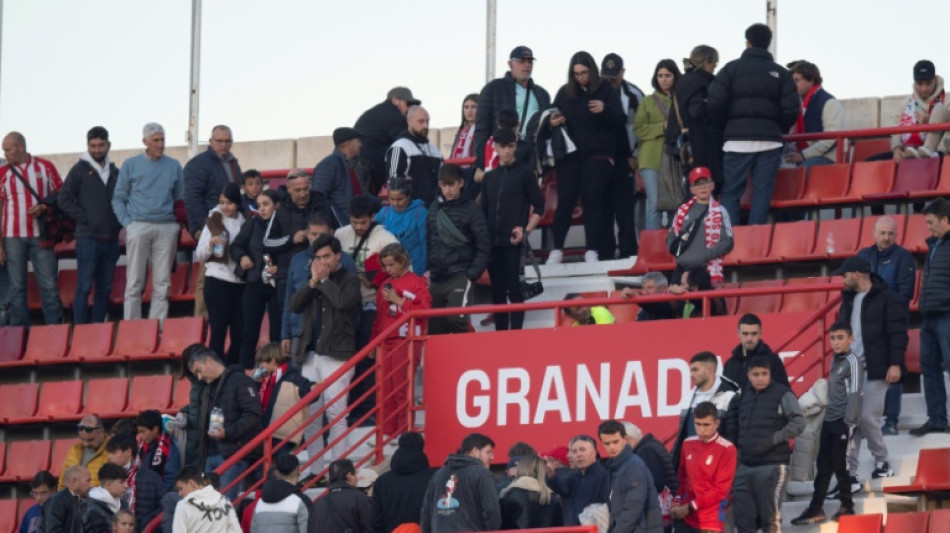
[420,454,501,533]
[172,484,242,533]
[251,478,309,533]
[499,476,563,529]
[82,487,124,533]
[372,445,437,532]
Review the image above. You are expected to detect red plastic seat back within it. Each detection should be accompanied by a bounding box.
[82,377,129,416]
[782,277,831,313]
[850,138,891,162]
[112,319,159,358]
[638,229,674,266]
[68,322,115,361]
[50,439,77,479]
[768,221,816,259]
[24,324,71,364]
[885,511,930,533]
[913,448,950,487]
[0,383,39,422]
[173,378,193,410]
[837,513,883,533]
[34,380,84,421]
[906,329,921,374]
[771,167,807,204]
[4,440,51,482]
[0,499,16,533]
[849,160,895,197]
[0,326,26,364]
[158,317,205,358]
[737,280,784,315]
[930,509,950,533]
[904,214,932,254]
[723,224,772,265]
[127,375,174,413]
[816,218,862,256]
[893,157,940,195]
[805,164,851,201]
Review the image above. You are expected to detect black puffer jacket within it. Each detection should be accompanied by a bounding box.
[499,477,563,530]
[724,382,805,467]
[263,193,338,280]
[372,445,437,533]
[82,491,121,533]
[474,72,551,169]
[666,68,723,183]
[41,489,83,533]
[633,433,677,493]
[838,274,909,379]
[133,465,165,533]
[181,376,209,469]
[355,100,408,189]
[552,82,627,158]
[426,196,491,282]
[707,47,799,142]
[921,233,950,316]
[724,340,789,391]
[230,215,270,283]
[209,365,263,458]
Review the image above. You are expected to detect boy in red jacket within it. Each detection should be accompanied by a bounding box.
[673,401,737,533]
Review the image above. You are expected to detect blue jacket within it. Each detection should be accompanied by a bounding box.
[546,459,610,526]
[857,243,916,305]
[281,248,357,341]
[312,149,355,222]
[112,154,184,227]
[19,504,41,533]
[375,199,428,273]
[184,148,241,236]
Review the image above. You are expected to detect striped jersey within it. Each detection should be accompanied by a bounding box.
[0,156,62,238]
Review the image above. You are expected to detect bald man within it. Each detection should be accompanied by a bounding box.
[385,105,443,206]
[59,414,110,489]
[44,465,91,533]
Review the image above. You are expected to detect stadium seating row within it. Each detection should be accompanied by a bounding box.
[837,508,950,533]
[51,226,198,258]
[0,497,36,533]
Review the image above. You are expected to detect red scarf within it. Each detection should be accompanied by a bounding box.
[452,124,474,159]
[260,363,286,409]
[124,457,141,511]
[671,197,726,284]
[794,84,821,151]
[139,434,172,474]
[483,137,498,171]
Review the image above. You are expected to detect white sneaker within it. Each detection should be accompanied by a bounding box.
[904,147,920,158]
[584,250,599,262]
[919,147,937,158]
[546,250,564,265]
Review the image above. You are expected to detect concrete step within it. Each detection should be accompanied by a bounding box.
[781,497,889,532]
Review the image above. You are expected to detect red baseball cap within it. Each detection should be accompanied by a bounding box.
[688,166,712,185]
[541,445,570,467]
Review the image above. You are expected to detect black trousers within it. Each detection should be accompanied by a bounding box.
[240,281,281,369]
[204,276,245,366]
[599,161,638,259]
[808,419,854,511]
[348,308,377,423]
[488,245,525,330]
[553,155,613,251]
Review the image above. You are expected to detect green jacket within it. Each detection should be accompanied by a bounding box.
[633,91,672,171]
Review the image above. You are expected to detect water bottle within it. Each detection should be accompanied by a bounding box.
[262,254,273,284]
[825,232,835,254]
[252,366,267,380]
[213,231,228,258]
[210,407,224,434]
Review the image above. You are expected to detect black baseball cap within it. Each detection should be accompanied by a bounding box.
[510,46,534,60]
[831,256,871,276]
[914,60,936,82]
[387,86,421,106]
[601,53,624,79]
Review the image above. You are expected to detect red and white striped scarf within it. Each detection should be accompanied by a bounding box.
[124,457,142,511]
[671,197,725,283]
[452,125,475,159]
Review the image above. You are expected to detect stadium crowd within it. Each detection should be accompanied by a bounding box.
[4,20,950,533]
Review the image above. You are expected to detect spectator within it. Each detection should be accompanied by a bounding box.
[288,235,361,473]
[385,105,444,206]
[670,45,723,193]
[892,60,946,161]
[375,178,428,273]
[723,313,790,390]
[619,272,673,321]
[173,467,241,533]
[83,463,129,533]
[355,87,421,192]
[59,414,110,489]
[187,348,263,500]
[106,433,164,532]
[373,243,431,436]
[477,108,537,176]
[194,183,247,365]
[43,465,91,533]
[0,130,64,326]
[707,23,798,226]
[231,189,283,368]
[372,432,436,533]
[547,51,626,264]
[174,344,213,470]
[672,402,736,533]
[597,420,663,533]
[112,122,185,321]
[857,216,915,435]
[723,356,804,533]
[242,169,264,216]
[669,267,728,318]
[499,454,563,529]
[264,169,338,323]
[135,409,182,492]
[635,59,681,231]
[833,255,906,485]
[20,471,55,533]
[622,421,677,501]
[666,167,734,287]
[600,53,644,259]
[672,352,739,468]
[313,127,365,222]
[474,46,551,172]
[309,459,374,533]
[784,60,845,169]
[58,126,121,324]
[539,446,570,476]
[562,293,615,326]
[547,435,609,527]
[913,198,950,435]
[791,324,863,525]
[254,342,313,458]
[421,433,500,533]
[426,164,491,335]
[112,510,136,533]
[451,94,479,161]
[251,454,309,533]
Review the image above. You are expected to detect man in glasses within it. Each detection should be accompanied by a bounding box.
[58,415,110,489]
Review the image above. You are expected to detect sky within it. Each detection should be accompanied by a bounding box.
[2,0,947,157]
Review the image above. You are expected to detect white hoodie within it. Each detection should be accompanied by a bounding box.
[172,485,241,533]
[194,206,246,284]
[88,486,121,513]
[78,151,111,184]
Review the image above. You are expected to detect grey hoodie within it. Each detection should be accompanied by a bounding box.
[826,350,864,426]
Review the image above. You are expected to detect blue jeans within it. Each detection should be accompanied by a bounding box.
[4,237,62,326]
[639,168,662,231]
[722,148,783,226]
[920,313,950,427]
[884,382,901,426]
[205,454,247,501]
[73,237,120,324]
[0,263,9,325]
[803,156,834,170]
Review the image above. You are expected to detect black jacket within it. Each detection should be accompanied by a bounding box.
[263,193,338,280]
[474,72,551,169]
[230,215,270,283]
[605,446,663,533]
[838,274,909,379]
[633,433,677,493]
[58,159,122,240]
[41,489,83,533]
[184,147,241,236]
[724,340,789,391]
[666,68,723,183]
[724,382,805,466]
[707,47,799,142]
[499,478,562,530]
[552,82,627,158]
[355,100,408,189]
[426,197,491,282]
[372,445,436,533]
[182,376,210,469]
[133,465,165,533]
[208,365,263,458]
[309,481,374,533]
[481,162,545,247]
[921,232,950,316]
[385,130,444,206]
[421,454,501,533]
[289,265,361,360]
[82,495,123,533]
[261,477,309,507]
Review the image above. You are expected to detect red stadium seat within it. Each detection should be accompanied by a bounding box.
[0,442,5,480]
[739,177,753,210]
[865,157,940,201]
[0,500,16,533]
[0,326,27,366]
[108,265,127,306]
[722,224,773,266]
[173,378,193,411]
[767,221,816,260]
[266,177,287,191]
[126,375,174,413]
[931,509,950,533]
[19,380,84,423]
[26,272,41,311]
[720,283,740,316]
[50,439,76,479]
[770,167,807,207]
[910,157,950,199]
[858,215,907,250]
[167,263,191,301]
[630,229,675,274]
[23,324,71,365]
[155,317,205,359]
[886,512,930,533]
[0,383,39,423]
[842,160,895,202]
[0,440,51,483]
[885,448,950,496]
[782,277,831,313]
[538,180,557,227]
[803,164,851,206]
[171,264,201,303]
[904,214,932,254]
[605,301,640,323]
[69,322,115,362]
[16,500,37,533]
[906,329,921,374]
[113,319,160,360]
[57,269,78,309]
[786,218,862,262]
[850,138,891,162]
[179,228,198,250]
[737,280,784,315]
[837,513,883,533]
[82,377,129,418]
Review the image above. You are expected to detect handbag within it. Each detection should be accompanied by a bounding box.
[667,204,707,257]
[671,93,694,166]
[9,165,75,247]
[519,241,544,301]
[656,153,686,212]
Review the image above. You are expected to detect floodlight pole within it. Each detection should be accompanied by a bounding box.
[486,0,496,83]
[187,0,202,158]
[767,0,778,59]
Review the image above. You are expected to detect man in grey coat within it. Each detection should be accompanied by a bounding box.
[598,420,663,533]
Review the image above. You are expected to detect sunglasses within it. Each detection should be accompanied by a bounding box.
[77,424,101,433]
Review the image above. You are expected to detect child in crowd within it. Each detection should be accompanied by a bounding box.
[478,108,536,177]
[242,169,264,216]
[20,471,55,533]
[111,509,136,533]
[134,409,182,492]
[375,177,428,273]
[255,342,315,457]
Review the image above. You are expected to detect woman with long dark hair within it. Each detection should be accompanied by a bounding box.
[451,93,479,162]
[635,58,682,230]
[547,51,626,264]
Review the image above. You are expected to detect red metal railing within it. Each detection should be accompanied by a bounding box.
[785,122,950,164]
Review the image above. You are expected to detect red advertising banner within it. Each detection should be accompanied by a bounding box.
[423,311,823,464]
